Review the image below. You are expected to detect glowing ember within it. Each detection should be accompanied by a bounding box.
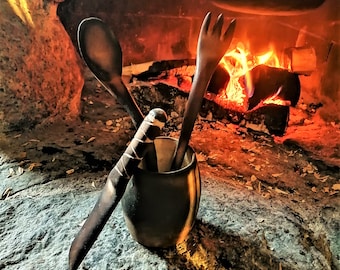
[263,86,291,106]
[217,43,285,112]
[247,86,292,113]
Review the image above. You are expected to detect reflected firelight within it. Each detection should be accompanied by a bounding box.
[7,0,34,28]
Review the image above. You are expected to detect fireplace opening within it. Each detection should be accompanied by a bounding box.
[128,43,303,136]
[0,0,339,269]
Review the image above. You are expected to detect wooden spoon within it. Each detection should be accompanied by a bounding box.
[77,17,158,171]
[77,17,144,127]
[171,13,236,170]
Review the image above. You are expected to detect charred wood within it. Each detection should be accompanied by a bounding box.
[244,105,290,136]
[248,65,300,110]
[130,59,196,82]
[130,60,301,136]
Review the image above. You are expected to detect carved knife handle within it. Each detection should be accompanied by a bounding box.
[69,108,167,270]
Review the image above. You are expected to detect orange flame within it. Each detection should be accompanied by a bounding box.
[263,86,291,106]
[218,45,250,112]
[218,43,285,112]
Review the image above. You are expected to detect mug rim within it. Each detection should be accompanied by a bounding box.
[137,136,197,176]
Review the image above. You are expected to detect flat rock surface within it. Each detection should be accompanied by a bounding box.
[0,76,339,269]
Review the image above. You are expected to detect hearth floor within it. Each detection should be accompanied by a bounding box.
[0,76,339,270]
[0,162,338,270]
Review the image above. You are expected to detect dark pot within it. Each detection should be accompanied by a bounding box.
[121,136,201,248]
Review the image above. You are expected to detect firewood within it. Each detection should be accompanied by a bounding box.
[123,59,196,81]
[244,104,290,136]
[129,61,301,136]
[207,65,230,94]
[122,61,156,78]
[248,65,300,110]
[283,45,316,75]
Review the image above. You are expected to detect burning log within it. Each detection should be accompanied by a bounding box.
[127,52,302,136]
[244,105,290,136]
[207,65,230,95]
[247,64,300,110]
[203,64,301,110]
[127,59,196,82]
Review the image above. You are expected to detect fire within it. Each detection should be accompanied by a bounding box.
[217,43,286,112]
[247,86,292,113]
[263,86,291,106]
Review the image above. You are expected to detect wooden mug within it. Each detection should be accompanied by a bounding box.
[121,136,201,248]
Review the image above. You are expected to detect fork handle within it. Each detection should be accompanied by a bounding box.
[171,63,214,170]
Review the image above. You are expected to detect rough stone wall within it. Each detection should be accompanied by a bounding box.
[0,0,83,130]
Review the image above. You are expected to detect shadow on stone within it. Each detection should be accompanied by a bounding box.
[150,219,289,270]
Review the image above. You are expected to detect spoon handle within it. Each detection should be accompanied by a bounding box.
[108,78,159,172]
[69,108,167,270]
[108,77,144,128]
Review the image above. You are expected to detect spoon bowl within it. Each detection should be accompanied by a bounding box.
[77,17,122,82]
